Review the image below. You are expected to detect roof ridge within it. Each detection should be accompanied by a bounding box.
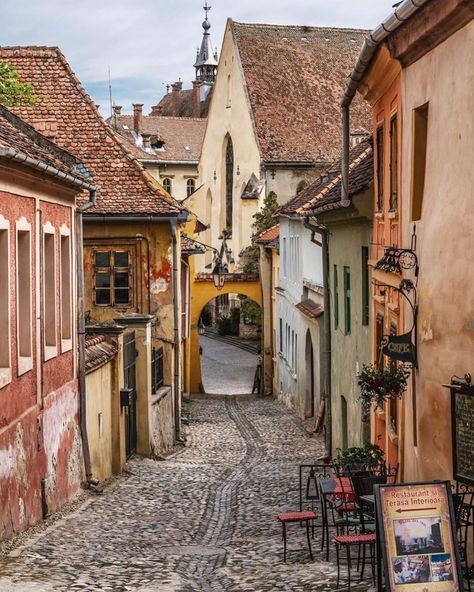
[231,22,369,33]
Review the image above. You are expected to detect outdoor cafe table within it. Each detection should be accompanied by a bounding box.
[319,476,354,561]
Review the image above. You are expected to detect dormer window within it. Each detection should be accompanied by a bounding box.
[187,179,196,197]
[163,178,172,194]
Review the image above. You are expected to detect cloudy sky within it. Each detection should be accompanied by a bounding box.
[2,0,396,115]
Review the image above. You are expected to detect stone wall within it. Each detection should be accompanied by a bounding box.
[151,388,175,455]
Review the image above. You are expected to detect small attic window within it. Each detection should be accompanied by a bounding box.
[123,125,129,130]
[301,37,308,42]
[324,38,330,42]
[184,146,191,151]
[282,37,288,41]
[350,39,357,43]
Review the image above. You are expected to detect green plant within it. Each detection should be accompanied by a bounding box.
[357,362,410,420]
[0,61,35,108]
[240,298,261,327]
[335,442,385,470]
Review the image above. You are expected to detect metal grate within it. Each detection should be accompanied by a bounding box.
[151,346,164,394]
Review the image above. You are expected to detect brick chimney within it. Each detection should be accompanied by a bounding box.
[113,105,122,115]
[133,103,144,135]
[171,81,183,94]
[150,105,163,116]
[192,81,201,118]
[142,134,151,150]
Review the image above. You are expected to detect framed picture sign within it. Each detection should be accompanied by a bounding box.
[375,481,464,592]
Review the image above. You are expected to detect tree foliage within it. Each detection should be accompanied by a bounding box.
[237,191,279,274]
[0,61,35,108]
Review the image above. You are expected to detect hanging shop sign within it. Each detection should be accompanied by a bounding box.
[382,332,416,365]
[445,374,474,485]
[375,481,464,592]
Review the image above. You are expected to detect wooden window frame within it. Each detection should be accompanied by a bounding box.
[16,217,33,374]
[0,216,11,388]
[361,247,370,326]
[162,178,172,195]
[43,222,57,361]
[60,225,72,352]
[93,249,133,308]
[334,264,339,329]
[344,266,351,336]
[186,178,196,198]
[389,114,398,211]
[376,124,384,212]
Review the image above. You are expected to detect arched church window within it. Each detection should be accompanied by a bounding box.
[225,137,234,232]
[187,179,196,197]
[163,178,172,194]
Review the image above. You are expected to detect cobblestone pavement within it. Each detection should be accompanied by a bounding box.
[200,336,257,395]
[0,396,375,591]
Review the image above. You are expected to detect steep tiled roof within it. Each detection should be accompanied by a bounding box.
[109,115,206,163]
[181,233,206,255]
[151,87,212,118]
[0,104,88,186]
[231,22,371,164]
[255,223,280,245]
[85,335,118,373]
[298,139,373,216]
[0,47,184,217]
[296,299,324,319]
[279,138,373,217]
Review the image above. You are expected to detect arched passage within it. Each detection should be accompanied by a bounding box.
[188,277,261,393]
[305,329,315,418]
[199,293,261,395]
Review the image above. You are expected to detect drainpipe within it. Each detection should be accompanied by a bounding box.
[341,0,428,202]
[304,218,331,455]
[76,189,98,485]
[171,221,183,442]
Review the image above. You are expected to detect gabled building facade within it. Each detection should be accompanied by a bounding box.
[1,46,188,460]
[0,104,92,539]
[196,21,371,274]
[298,139,374,452]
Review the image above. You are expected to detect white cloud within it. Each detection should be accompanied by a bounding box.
[2,0,396,114]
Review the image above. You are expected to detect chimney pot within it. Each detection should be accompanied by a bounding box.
[113,105,122,115]
[171,81,183,93]
[142,134,151,150]
[133,103,144,135]
[192,80,201,118]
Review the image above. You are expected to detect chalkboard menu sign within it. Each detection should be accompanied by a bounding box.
[450,376,474,485]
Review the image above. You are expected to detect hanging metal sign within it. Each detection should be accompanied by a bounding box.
[375,481,464,592]
[382,332,416,365]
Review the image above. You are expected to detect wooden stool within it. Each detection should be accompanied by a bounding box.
[277,511,317,561]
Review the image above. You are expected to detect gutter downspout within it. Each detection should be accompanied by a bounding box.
[76,189,98,486]
[341,0,428,201]
[171,221,183,442]
[304,218,332,455]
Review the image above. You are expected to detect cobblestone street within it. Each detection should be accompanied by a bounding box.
[0,396,374,591]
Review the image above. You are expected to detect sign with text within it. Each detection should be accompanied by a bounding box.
[375,482,463,592]
[382,332,416,365]
[451,385,474,484]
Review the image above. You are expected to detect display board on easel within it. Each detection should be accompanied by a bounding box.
[375,481,464,591]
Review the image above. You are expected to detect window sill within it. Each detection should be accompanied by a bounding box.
[387,210,398,220]
[0,368,12,389]
[44,345,57,362]
[18,356,33,376]
[151,386,171,405]
[61,338,72,353]
[375,212,384,220]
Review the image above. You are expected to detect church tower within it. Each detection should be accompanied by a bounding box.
[194,2,218,83]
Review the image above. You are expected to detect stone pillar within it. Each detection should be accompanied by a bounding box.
[115,314,154,456]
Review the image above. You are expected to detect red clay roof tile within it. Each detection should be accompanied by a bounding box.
[0,46,184,217]
[231,22,371,164]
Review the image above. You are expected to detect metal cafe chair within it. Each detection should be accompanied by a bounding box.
[452,484,474,591]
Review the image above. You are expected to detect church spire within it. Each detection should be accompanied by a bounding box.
[194,2,218,83]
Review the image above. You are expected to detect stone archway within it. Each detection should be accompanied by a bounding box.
[188,275,261,393]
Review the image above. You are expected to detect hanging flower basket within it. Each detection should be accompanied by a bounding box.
[357,363,410,421]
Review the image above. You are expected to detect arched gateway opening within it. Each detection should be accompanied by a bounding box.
[188,276,261,394]
[199,293,261,395]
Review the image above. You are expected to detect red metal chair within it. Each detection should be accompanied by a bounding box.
[277,511,317,562]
